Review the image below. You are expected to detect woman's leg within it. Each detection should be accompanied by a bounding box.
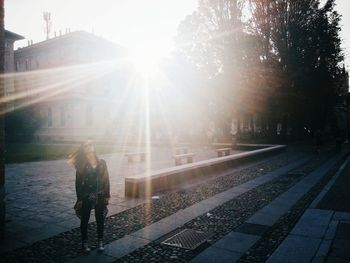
[95,201,105,240]
[80,200,92,241]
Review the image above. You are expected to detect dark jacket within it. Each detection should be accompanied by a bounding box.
[75,159,110,201]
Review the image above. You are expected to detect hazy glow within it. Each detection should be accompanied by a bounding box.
[0,59,123,114]
[6,0,198,58]
[128,44,165,78]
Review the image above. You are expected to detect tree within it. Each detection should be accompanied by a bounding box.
[177,0,346,141]
[176,0,263,138]
[247,0,344,137]
[5,108,42,143]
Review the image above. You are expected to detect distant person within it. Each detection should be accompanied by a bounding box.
[230,126,238,149]
[68,140,110,253]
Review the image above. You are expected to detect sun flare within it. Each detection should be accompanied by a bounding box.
[128,43,170,78]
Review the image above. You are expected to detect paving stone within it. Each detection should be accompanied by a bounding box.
[33,214,62,224]
[190,246,241,263]
[103,235,150,258]
[334,222,350,240]
[15,219,47,229]
[255,202,292,216]
[246,163,332,227]
[240,180,261,188]
[235,223,269,236]
[69,251,117,263]
[33,224,68,237]
[107,205,129,216]
[181,202,212,218]
[266,235,321,263]
[56,218,80,229]
[14,229,58,244]
[199,197,227,209]
[214,191,240,201]
[325,220,339,240]
[245,176,270,185]
[326,256,350,263]
[246,210,282,226]
[5,222,35,234]
[291,209,333,238]
[283,187,308,196]
[329,239,350,260]
[213,232,260,253]
[333,212,350,221]
[118,198,149,208]
[318,239,333,256]
[226,186,252,195]
[312,256,327,263]
[156,210,192,228]
[268,195,294,206]
[130,221,175,241]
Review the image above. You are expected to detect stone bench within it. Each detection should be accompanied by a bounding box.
[212,142,232,149]
[215,148,231,157]
[125,145,286,198]
[125,152,146,163]
[174,147,189,155]
[233,143,276,151]
[173,153,195,166]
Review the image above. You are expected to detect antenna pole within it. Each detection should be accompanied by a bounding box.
[43,11,51,40]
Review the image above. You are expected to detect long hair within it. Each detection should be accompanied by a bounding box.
[68,140,97,174]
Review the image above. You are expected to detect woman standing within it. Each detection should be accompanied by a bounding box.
[69,140,110,252]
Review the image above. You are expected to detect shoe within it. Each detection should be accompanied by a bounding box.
[82,241,91,253]
[98,239,105,252]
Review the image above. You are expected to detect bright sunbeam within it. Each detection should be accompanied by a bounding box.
[128,42,170,78]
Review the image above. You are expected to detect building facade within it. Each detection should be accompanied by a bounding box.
[13,30,137,142]
[3,30,24,111]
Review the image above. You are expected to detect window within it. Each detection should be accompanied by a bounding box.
[48,107,52,127]
[60,107,66,126]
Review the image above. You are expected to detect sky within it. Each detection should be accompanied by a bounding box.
[5,0,198,58]
[336,0,350,69]
[4,0,350,67]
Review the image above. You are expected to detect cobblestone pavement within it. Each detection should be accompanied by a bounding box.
[0,148,299,262]
[113,152,334,263]
[237,153,347,263]
[3,144,342,263]
[3,145,238,252]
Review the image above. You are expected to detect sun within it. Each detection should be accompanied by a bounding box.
[128,42,170,78]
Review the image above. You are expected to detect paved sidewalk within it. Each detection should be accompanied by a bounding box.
[267,154,350,263]
[68,157,310,263]
[3,145,236,253]
[191,153,344,263]
[2,144,337,263]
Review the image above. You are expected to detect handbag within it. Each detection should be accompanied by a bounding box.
[75,205,82,219]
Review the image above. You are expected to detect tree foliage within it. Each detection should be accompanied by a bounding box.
[176,0,346,140]
[5,108,41,143]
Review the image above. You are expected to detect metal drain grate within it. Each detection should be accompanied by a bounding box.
[161,229,209,250]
